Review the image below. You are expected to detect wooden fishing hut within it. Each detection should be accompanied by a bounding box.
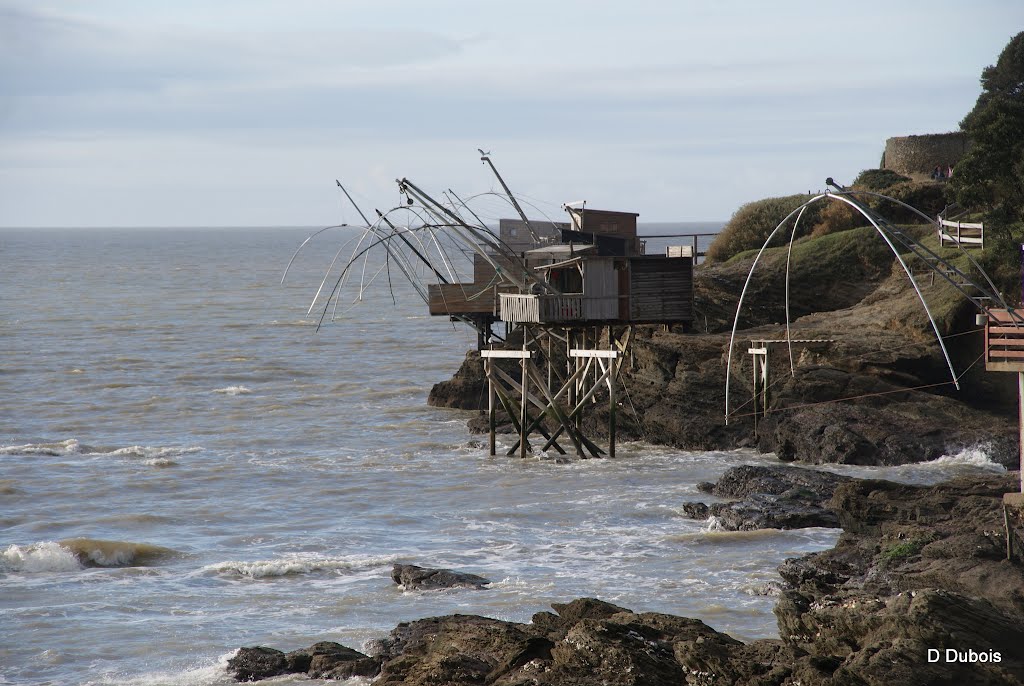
[426,206,694,460]
[500,209,693,327]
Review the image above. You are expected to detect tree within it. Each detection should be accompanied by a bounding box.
[951,32,1024,240]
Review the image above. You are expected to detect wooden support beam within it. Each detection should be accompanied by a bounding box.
[520,350,528,459]
[526,364,586,458]
[481,349,533,359]
[487,357,495,456]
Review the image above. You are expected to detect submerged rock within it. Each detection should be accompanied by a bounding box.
[391,563,491,590]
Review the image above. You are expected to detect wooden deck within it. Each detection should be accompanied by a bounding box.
[428,283,502,316]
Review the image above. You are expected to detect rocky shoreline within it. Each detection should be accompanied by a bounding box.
[230,229,1024,683]
[230,466,1024,685]
[430,226,1019,467]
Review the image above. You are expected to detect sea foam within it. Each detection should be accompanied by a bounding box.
[928,444,1006,472]
[2,541,82,572]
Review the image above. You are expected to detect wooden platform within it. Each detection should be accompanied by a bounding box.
[428,283,503,315]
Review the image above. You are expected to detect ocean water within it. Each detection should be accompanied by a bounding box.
[0,227,1007,685]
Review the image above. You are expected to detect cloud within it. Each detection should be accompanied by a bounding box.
[0,5,467,98]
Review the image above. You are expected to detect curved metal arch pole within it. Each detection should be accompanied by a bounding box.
[400,181,517,283]
[306,230,366,315]
[314,227,441,331]
[400,206,464,285]
[784,204,811,376]
[281,224,350,285]
[846,190,1009,314]
[400,178,551,293]
[725,195,828,423]
[827,192,960,390]
[376,207,453,291]
[443,189,543,262]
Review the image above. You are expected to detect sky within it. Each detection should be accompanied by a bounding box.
[1,1,1022,227]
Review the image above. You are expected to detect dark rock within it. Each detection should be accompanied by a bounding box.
[679,502,709,519]
[550,597,630,625]
[226,646,290,682]
[300,641,379,679]
[706,493,841,530]
[682,464,853,530]
[702,464,853,499]
[374,614,536,685]
[391,563,490,590]
[427,351,486,410]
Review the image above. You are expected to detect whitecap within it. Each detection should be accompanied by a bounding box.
[0,441,200,462]
[1,538,179,571]
[203,554,399,579]
[108,445,201,461]
[927,444,1006,472]
[0,439,83,456]
[2,541,82,572]
[212,386,253,395]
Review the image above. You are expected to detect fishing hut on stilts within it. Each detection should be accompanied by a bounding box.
[431,197,694,460]
[287,152,694,459]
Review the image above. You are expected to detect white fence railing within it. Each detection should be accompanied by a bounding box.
[938,218,984,249]
[500,294,585,323]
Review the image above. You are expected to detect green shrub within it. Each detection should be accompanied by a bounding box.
[706,194,823,263]
[811,199,863,237]
[871,181,949,222]
[854,168,911,191]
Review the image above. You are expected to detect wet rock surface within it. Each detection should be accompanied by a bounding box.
[682,464,854,530]
[227,642,381,682]
[391,564,491,590]
[232,469,1024,685]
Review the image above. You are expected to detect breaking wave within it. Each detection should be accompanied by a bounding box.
[928,444,1006,471]
[0,439,201,463]
[202,553,399,579]
[212,385,253,395]
[2,538,179,572]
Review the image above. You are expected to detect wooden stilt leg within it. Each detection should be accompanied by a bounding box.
[609,360,617,459]
[520,348,529,459]
[487,358,496,456]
